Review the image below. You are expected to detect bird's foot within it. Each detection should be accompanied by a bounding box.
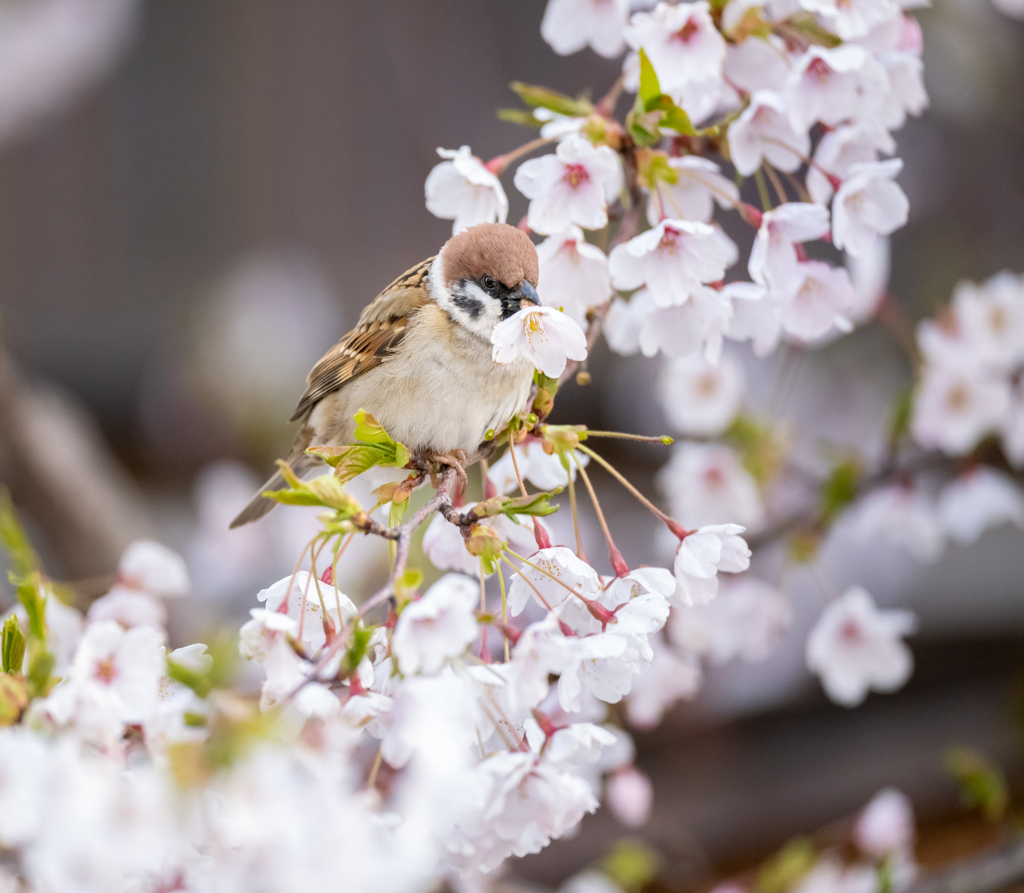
[413,449,469,493]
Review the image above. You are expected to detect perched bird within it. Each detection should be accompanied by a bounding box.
[230,222,540,528]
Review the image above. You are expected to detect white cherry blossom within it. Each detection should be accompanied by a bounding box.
[257,571,358,656]
[911,360,1010,456]
[659,441,765,529]
[658,351,744,436]
[727,90,810,176]
[536,226,613,326]
[849,484,944,562]
[778,261,856,342]
[606,764,654,827]
[611,219,735,307]
[508,546,602,616]
[624,2,727,94]
[645,155,739,226]
[806,122,895,204]
[937,468,1024,545]
[832,159,909,258]
[514,136,623,234]
[723,34,789,93]
[541,0,630,58]
[723,280,781,356]
[86,590,166,633]
[673,523,751,605]
[748,202,831,293]
[855,787,915,856]
[636,284,734,361]
[391,574,479,675]
[492,303,588,378]
[806,587,916,707]
[952,272,1024,370]
[625,635,701,728]
[425,146,509,235]
[114,540,190,599]
[488,438,589,494]
[799,0,899,40]
[784,45,879,132]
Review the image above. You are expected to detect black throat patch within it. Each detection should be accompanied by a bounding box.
[452,293,484,319]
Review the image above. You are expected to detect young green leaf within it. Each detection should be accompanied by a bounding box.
[510,82,593,118]
[1,616,25,675]
[0,488,39,577]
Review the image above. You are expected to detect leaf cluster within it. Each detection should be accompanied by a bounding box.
[308,410,410,486]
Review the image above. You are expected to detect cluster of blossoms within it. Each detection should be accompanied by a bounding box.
[3,0,1022,890]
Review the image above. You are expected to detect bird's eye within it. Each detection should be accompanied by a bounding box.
[482,275,497,291]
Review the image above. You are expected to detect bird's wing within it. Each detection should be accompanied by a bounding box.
[289,257,434,421]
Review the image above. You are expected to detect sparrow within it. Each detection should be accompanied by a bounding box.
[230,222,540,528]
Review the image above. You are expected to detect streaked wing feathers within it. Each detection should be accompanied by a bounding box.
[289,257,434,421]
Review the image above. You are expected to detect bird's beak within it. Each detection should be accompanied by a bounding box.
[516,281,540,309]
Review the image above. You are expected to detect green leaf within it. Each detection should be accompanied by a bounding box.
[0,674,28,726]
[1,616,25,674]
[756,838,817,893]
[167,637,238,700]
[601,839,661,893]
[638,49,661,110]
[497,108,541,127]
[263,463,363,516]
[471,489,563,522]
[26,640,55,698]
[342,625,373,677]
[10,571,46,641]
[0,488,39,577]
[945,746,1009,821]
[311,410,410,486]
[394,568,423,599]
[510,82,593,118]
[820,459,861,522]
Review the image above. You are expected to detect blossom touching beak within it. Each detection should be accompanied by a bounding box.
[516,280,540,308]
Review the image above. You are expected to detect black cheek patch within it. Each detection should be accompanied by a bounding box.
[453,294,484,319]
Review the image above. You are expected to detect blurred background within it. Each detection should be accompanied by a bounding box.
[0,0,1022,888]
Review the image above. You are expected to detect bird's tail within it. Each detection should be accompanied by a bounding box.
[229,455,318,529]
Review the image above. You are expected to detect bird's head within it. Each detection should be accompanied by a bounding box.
[428,222,540,340]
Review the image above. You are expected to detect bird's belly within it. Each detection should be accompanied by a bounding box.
[313,352,534,455]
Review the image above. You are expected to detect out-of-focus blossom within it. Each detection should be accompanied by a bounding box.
[537,226,613,326]
[911,361,1010,456]
[849,484,944,562]
[807,123,895,203]
[658,351,744,436]
[799,0,899,40]
[806,587,916,707]
[392,575,479,675]
[625,635,701,728]
[784,46,882,132]
[846,235,891,323]
[514,136,623,233]
[492,304,588,378]
[794,859,877,893]
[541,0,630,58]
[425,146,509,235]
[723,34,788,92]
[561,871,627,893]
[659,441,765,529]
[937,468,1024,545]
[832,159,909,258]
[951,273,1024,371]
[778,261,856,342]
[728,90,810,176]
[855,787,915,856]
[670,576,791,664]
[610,219,735,308]
[606,764,654,827]
[645,156,739,225]
[114,541,190,598]
[749,203,831,294]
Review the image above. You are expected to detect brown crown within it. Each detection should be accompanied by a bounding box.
[440,223,539,291]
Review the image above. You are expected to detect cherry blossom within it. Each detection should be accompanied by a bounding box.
[391,574,479,675]
[636,284,735,362]
[514,136,623,233]
[488,438,590,493]
[849,484,944,563]
[723,33,789,92]
[425,145,509,235]
[508,546,602,616]
[784,45,882,132]
[625,635,701,728]
[610,219,736,308]
[541,0,630,58]
[492,303,588,378]
[257,571,358,655]
[645,155,739,226]
[937,468,1024,545]
[115,540,190,598]
[799,0,900,40]
[910,360,1011,456]
[537,226,613,326]
[673,524,751,605]
[778,261,856,342]
[748,202,831,293]
[658,351,745,436]
[951,272,1024,370]
[624,2,727,94]
[806,587,917,707]
[832,159,909,258]
[606,764,654,827]
[659,441,765,529]
[727,90,810,176]
[806,122,895,204]
[669,576,791,664]
[855,787,915,856]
